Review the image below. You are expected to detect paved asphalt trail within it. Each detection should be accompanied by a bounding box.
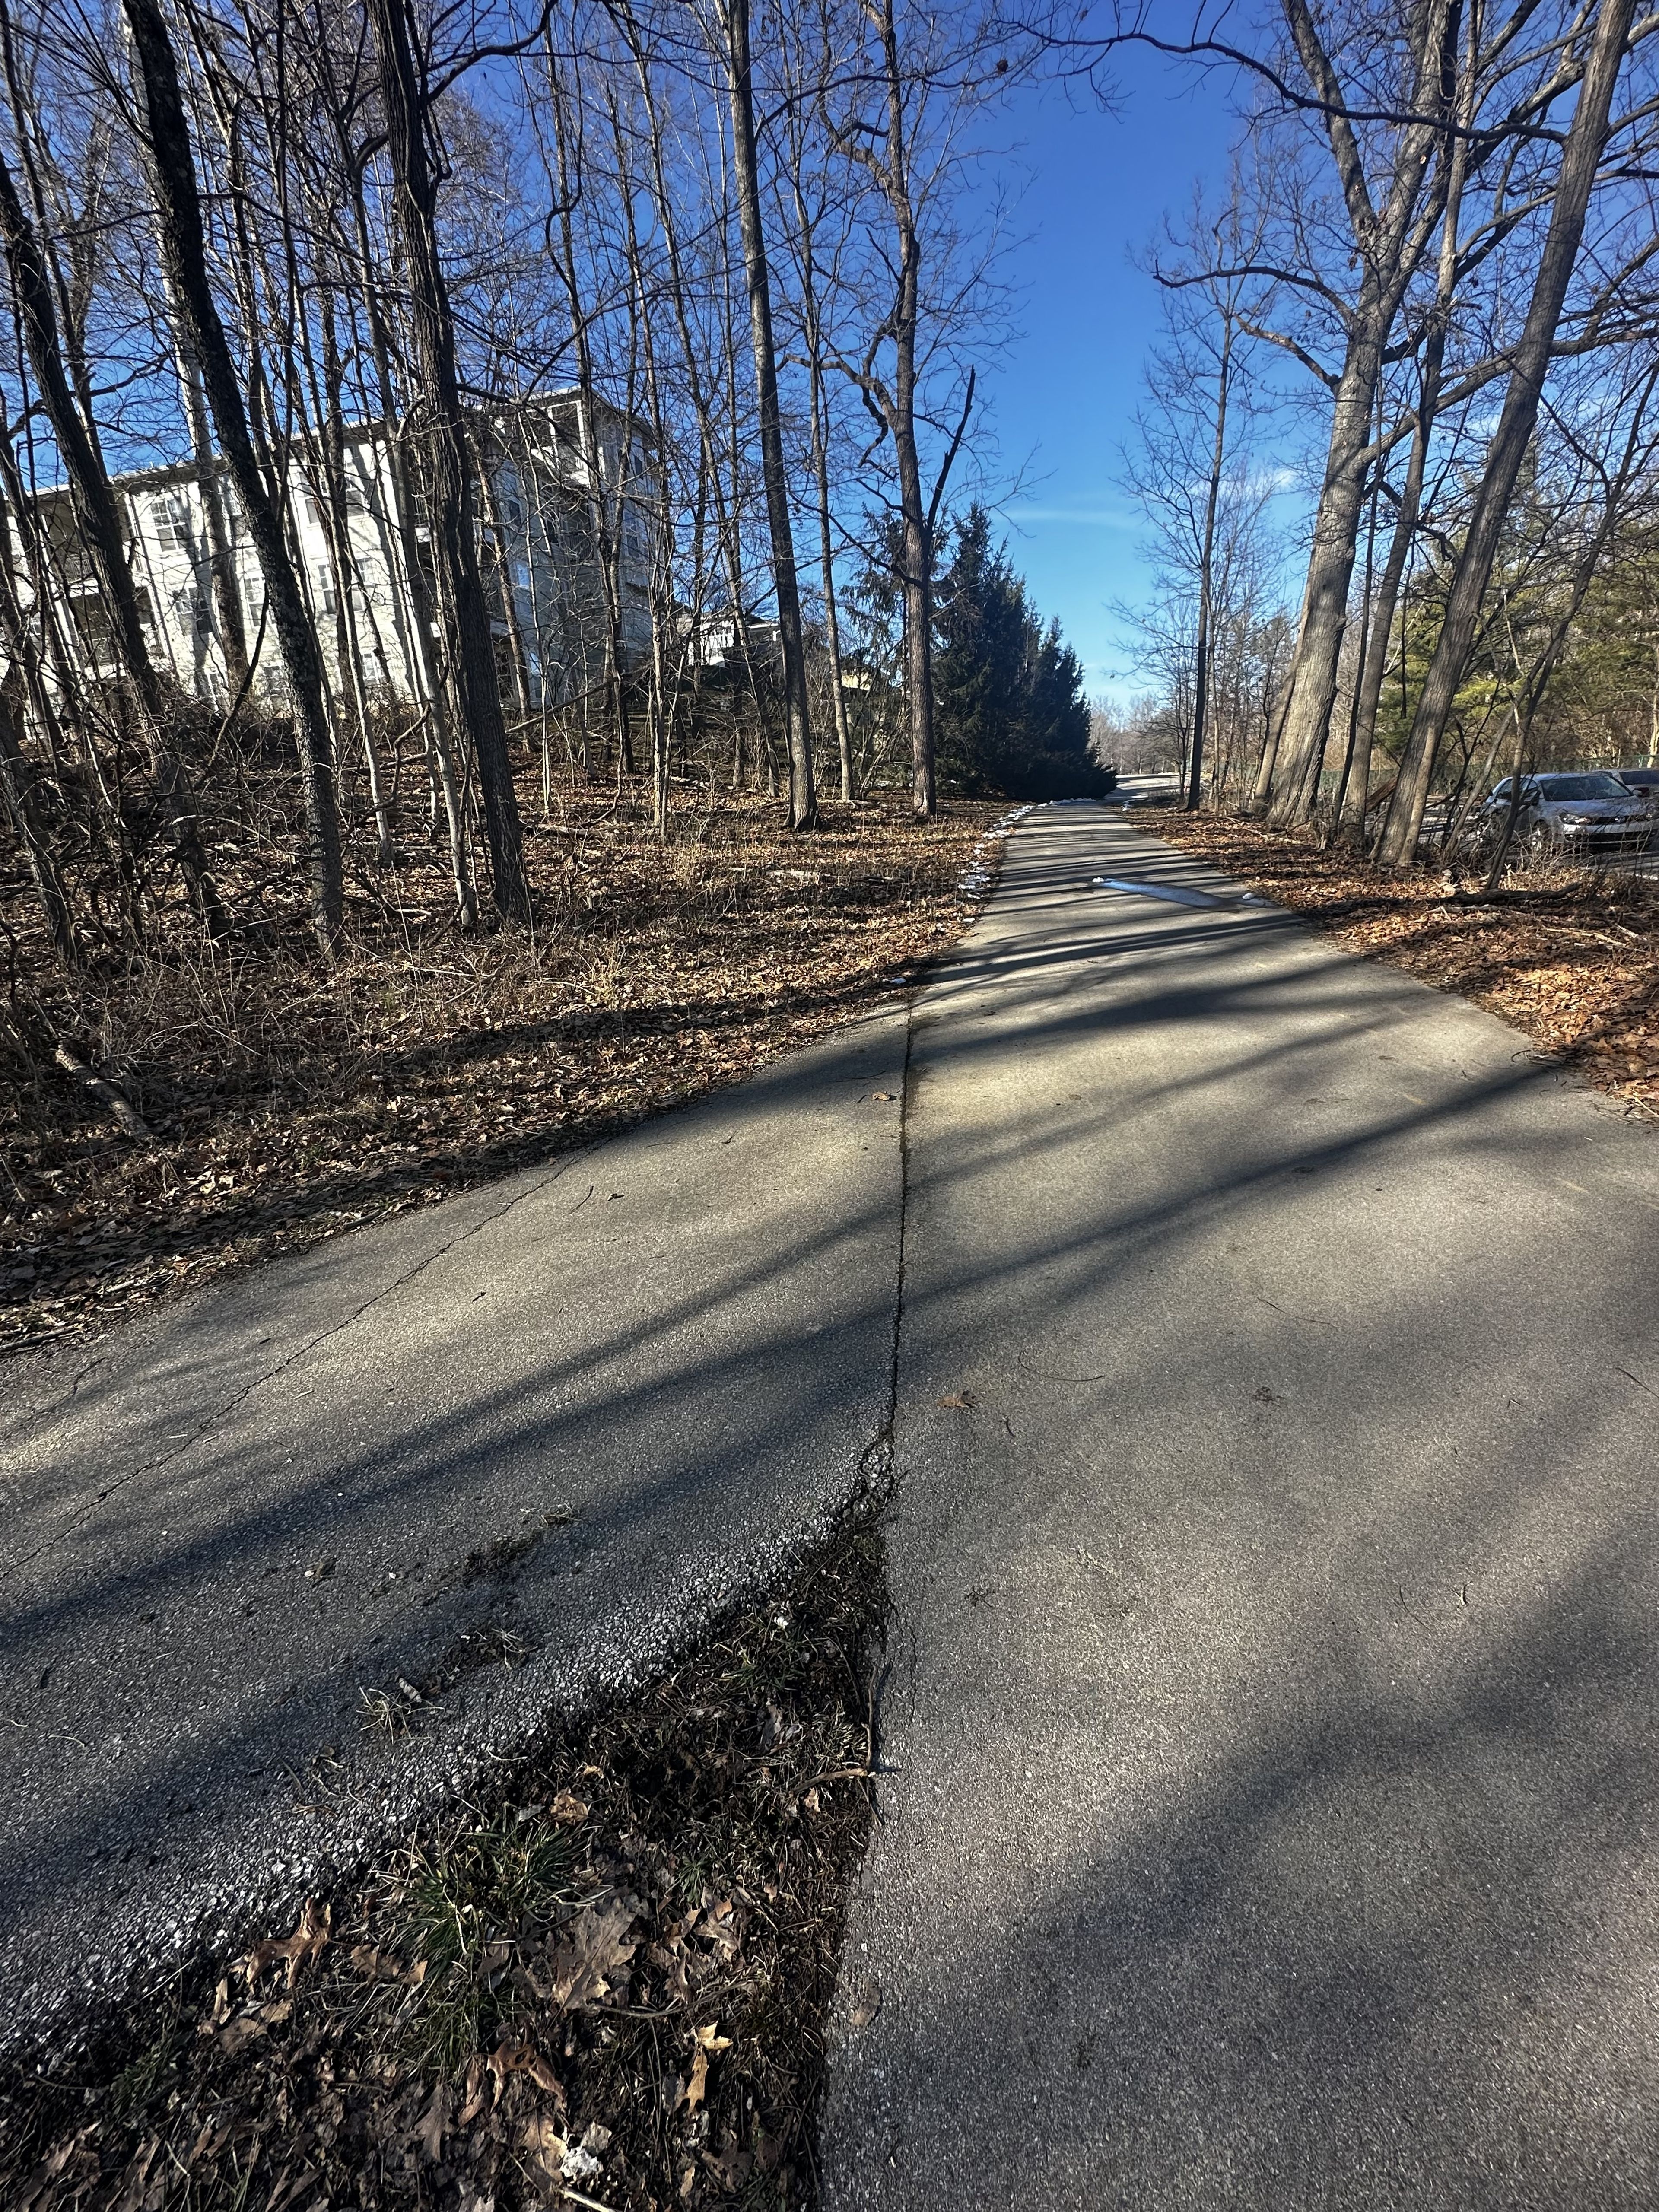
[6,800,1657,2208]
[0,1006,908,2044]
[820,804,1659,2210]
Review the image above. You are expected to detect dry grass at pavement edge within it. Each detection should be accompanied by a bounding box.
[0,1507,886,2212]
[1152,808,1659,1126]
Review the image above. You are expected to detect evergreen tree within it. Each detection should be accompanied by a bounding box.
[933,507,1112,799]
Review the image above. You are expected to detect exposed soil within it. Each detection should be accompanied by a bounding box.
[2,788,1004,1357]
[1150,809,1659,1125]
[0,1507,886,2212]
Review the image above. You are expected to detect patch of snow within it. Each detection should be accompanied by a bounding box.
[957,804,1035,901]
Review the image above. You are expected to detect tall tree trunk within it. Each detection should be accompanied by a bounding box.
[1185,312,1233,812]
[365,0,531,922]
[0,665,75,963]
[857,0,960,823]
[1249,616,1297,813]
[1327,410,1382,841]
[791,188,855,804]
[342,167,475,923]
[1265,330,1383,826]
[1341,410,1427,843]
[607,90,683,834]
[545,73,631,777]
[147,73,249,692]
[1261,0,1459,826]
[477,451,534,729]
[313,274,394,864]
[813,381,855,805]
[0,127,227,935]
[721,0,817,830]
[1343,9,1473,845]
[168,299,249,691]
[123,0,342,956]
[1376,0,1635,868]
[630,47,761,798]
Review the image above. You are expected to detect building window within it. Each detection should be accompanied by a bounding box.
[152,490,193,553]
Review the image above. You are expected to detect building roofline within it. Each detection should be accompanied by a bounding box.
[29,388,655,503]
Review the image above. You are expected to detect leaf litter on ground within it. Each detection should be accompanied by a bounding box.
[0,1508,886,2211]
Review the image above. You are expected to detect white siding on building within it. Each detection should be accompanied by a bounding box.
[28,393,658,719]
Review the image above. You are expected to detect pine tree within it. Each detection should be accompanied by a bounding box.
[933,507,1110,800]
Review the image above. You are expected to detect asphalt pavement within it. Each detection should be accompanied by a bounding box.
[0,1005,909,2045]
[819,804,1659,2210]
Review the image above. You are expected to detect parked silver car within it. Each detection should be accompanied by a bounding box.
[1478,772,1656,859]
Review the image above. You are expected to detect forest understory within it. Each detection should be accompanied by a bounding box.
[1153,808,1659,1127]
[0,783,1002,1358]
[0,1506,886,2212]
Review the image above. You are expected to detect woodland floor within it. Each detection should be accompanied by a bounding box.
[0,1506,885,2212]
[1150,807,1659,1129]
[0,787,1002,1358]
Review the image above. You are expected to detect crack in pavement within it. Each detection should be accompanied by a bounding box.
[860,989,918,1500]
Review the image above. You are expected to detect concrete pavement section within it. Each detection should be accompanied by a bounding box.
[0,1008,909,2046]
[821,805,1659,2210]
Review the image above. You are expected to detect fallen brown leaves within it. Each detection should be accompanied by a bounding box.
[245,1898,332,1990]
[1,788,1002,1357]
[0,1511,885,2211]
[1154,809,1659,1124]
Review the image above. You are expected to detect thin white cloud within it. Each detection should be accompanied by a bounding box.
[1004,503,1135,528]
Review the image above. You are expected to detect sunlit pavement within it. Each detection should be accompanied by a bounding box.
[821,804,1659,2211]
[0,1004,911,2044]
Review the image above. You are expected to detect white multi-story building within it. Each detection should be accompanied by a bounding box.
[30,390,656,718]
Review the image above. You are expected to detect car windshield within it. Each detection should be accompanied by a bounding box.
[1534,774,1631,801]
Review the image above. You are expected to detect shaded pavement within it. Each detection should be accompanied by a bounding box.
[820,804,1659,2210]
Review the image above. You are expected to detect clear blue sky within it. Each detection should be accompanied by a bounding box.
[968,49,1245,706]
